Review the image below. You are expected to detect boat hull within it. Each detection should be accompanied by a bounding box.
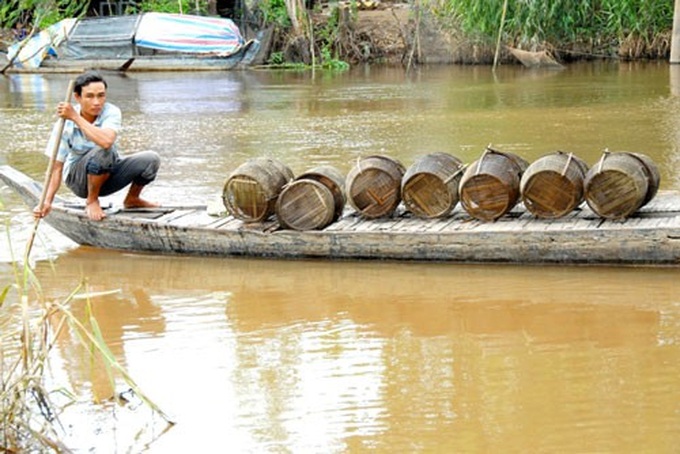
[3,39,260,73]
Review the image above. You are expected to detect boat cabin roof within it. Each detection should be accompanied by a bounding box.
[60,13,245,59]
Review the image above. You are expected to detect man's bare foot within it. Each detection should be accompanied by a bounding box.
[86,200,106,221]
[124,197,160,209]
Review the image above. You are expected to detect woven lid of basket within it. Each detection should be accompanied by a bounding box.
[521,152,587,219]
[223,175,271,222]
[403,173,457,218]
[459,173,516,221]
[584,152,649,219]
[346,155,405,218]
[276,179,336,231]
[522,171,582,218]
[223,158,293,222]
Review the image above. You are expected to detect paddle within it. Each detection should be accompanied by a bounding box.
[24,79,75,263]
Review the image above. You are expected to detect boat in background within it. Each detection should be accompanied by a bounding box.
[3,12,261,73]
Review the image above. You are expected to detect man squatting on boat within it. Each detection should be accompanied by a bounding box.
[33,71,160,221]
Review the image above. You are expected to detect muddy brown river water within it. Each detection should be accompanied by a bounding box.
[1,63,680,452]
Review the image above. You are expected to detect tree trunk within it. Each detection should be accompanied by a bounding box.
[672,0,680,63]
[207,0,217,15]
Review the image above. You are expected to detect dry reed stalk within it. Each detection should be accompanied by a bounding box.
[2,260,174,451]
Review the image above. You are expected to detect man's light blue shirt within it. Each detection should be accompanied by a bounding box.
[45,102,121,177]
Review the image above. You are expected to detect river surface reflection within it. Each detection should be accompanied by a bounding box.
[1,63,680,452]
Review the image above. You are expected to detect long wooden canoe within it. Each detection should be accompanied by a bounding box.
[2,164,680,265]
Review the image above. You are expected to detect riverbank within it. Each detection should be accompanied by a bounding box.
[337,4,481,65]
[321,3,672,65]
[303,2,504,65]
[1,6,672,68]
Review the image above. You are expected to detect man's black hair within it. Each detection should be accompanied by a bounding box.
[74,71,107,96]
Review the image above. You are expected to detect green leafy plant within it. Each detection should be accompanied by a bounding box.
[256,0,291,28]
[137,0,195,14]
[0,0,88,30]
[320,47,349,71]
[268,50,285,65]
[0,1,22,30]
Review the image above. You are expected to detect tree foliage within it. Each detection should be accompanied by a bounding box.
[0,0,87,30]
[0,0,214,31]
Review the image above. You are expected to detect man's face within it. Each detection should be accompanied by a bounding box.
[76,81,107,121]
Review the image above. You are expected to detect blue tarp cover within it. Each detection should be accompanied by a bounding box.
[8,13,246,68]
[135,13,244,54]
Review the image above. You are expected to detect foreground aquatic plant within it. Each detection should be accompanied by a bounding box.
[1,237,173,452]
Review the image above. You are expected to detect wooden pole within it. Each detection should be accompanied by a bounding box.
[493,0,509,71]
[23,80,75,264]
[671,65,680,96]
[672,0,680,63]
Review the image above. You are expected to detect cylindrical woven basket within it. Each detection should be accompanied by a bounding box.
[402,152,466,219]
[459,147,528,221]
[584,151,660,219]
[297,165,346,221]
[345,155,405,218]
[276,165,346,231]
[520,151,589,219]
[222,157,294,222]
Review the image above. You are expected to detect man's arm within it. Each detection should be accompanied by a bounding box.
[33,161,64,219]
[58,102,117,149]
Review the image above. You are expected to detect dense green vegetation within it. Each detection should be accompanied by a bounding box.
[0,0,86,30]
[0,0,208,29]
[429,0,674,59]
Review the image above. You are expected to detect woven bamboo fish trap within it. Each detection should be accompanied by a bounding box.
[520,151,589,219]
[346,155,406,218]
[222,157,294,222]
[401,152,466,218]
[276,165,346,231]
[584,151,660,219]
[459,147,529,221]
